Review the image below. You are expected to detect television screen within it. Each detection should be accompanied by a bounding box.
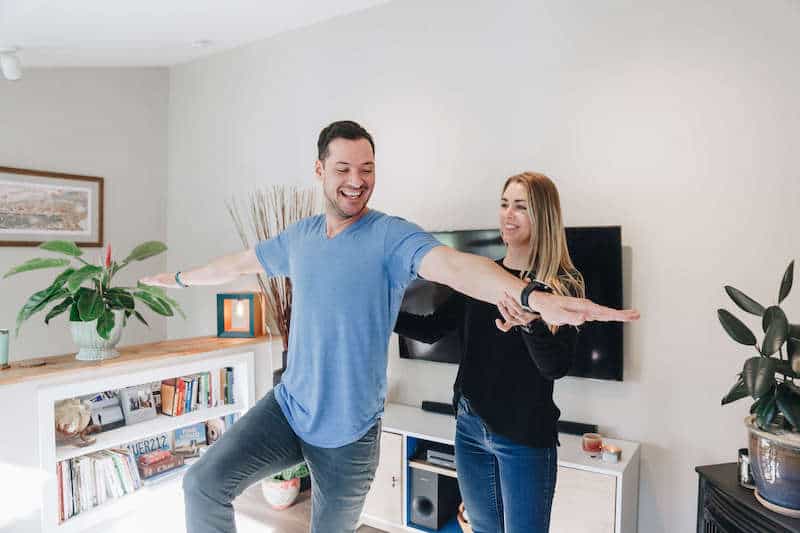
[397,227,623,381]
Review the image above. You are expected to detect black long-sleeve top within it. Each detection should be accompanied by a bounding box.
[394,260,578,448]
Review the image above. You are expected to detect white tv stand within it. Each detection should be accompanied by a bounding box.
[362,403,640,533]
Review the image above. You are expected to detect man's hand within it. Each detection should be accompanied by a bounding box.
[506,290,640,329]
[139,272,180,288]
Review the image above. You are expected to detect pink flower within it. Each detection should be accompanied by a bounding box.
[105,243,112,268]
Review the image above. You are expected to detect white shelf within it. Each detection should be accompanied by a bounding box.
[56,402,246,462]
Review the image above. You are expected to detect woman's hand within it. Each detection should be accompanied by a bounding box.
[495,292,541,332]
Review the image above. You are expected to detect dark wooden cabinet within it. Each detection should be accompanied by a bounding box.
[696,463,800,533]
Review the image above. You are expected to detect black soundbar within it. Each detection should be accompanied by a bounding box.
[421,401,597,435]
[421,401,455,416]
[557,420,598,435]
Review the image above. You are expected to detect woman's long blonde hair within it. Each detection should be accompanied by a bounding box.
[502,172,585,319]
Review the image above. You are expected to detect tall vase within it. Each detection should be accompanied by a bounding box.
[272,350,288,386]
[70,310,125,361]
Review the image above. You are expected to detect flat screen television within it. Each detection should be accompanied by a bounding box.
[398,227,624,381]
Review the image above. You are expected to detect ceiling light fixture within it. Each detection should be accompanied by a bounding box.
[0,47,22,81]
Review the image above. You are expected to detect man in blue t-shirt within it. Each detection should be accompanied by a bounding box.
[142,121,638,533]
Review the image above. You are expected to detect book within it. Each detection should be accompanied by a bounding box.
[160,379,177,416]
[138,453,184,479]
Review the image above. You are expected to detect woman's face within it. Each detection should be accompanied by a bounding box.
[499,181,532,247]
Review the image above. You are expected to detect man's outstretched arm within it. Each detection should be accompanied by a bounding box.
[418,246,640,327]
[139,249,262,288]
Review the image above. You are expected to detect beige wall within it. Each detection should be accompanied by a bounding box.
[0,68,170,361]
[166,1,800,531]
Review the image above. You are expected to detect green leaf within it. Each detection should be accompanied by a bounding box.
[3,258,71,278]
[96,309,115,340]
[39,240,83,257]
[69,303,81,321]
[134,291,173,316]
[124,241,167,263]
[718,309,757,346]
[721,376,748,405]
[135,282,185,318]
[761,306,789,356]
[77,289,104,321]
[725,286,765,316]
[775,359,800,378]
[15,286,69,334]
[777,384,800,431]
[779,260,795,304]
[133,310,149,327]
[66,265,104,293]
[750,396,764,414]
[105,288,135,310]
[756,393,777,429]
[743,356,777,399]
[45,297,73,325]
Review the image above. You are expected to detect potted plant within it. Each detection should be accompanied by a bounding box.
[718,259,800,516]
[4,240,184,361]
[260,462,310,510]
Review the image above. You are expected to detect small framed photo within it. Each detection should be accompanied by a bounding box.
[119,384,158,425]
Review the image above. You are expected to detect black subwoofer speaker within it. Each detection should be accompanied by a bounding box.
[410,469,460,529]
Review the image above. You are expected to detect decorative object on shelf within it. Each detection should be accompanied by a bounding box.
[581,432,603,457]
[119,384,157,425]
[54,398,98,447]
[216,292,265,338]
[174,422,208,458]
[205,417,227,445]
[261,463,309,510]
[0,328,9,369]
[717,259,800,516]
[601,444,621,463]
[738,447,755,489]
[0,166,103,247]
[3,239,184,361]
[227,186,320,381]
[85,390,125,431]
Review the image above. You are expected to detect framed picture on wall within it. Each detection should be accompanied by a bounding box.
[0,166,104,247]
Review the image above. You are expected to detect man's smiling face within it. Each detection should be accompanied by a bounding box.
[316,137,375,220]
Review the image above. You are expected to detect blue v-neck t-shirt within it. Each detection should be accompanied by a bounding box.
[255,210,441,447]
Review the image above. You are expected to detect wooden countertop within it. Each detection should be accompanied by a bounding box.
[0,336,272,386]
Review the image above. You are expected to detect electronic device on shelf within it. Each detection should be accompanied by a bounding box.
[421,400,455,416]
[399,227,624,381]
[426,449,456,469]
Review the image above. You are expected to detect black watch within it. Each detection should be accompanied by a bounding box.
[520,279,553,312]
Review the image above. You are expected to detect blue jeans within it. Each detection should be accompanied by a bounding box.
[182,390,381,533]
[455,396,557,533]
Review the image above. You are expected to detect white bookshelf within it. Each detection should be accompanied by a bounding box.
[36,345,257,533]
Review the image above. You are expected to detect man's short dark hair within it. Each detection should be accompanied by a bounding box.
[317,120,375,161]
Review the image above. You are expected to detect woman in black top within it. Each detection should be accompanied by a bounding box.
[395,172,584,532]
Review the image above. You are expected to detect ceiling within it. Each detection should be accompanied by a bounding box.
[0,0,389,67]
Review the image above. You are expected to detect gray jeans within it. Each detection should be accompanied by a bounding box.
[182,390,381,533]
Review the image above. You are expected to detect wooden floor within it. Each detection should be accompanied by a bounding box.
[234,483,385,533]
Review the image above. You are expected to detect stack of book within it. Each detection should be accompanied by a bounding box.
[137,450,185,485]
[160,367,235,417]
[57,448,141,523]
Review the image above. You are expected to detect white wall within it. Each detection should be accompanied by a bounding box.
[166,0,800,531]
[0,69,170,361]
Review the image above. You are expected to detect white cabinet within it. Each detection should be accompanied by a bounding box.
[361,403,640,533]
[551,466,617,533]
[363,431,403,525]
